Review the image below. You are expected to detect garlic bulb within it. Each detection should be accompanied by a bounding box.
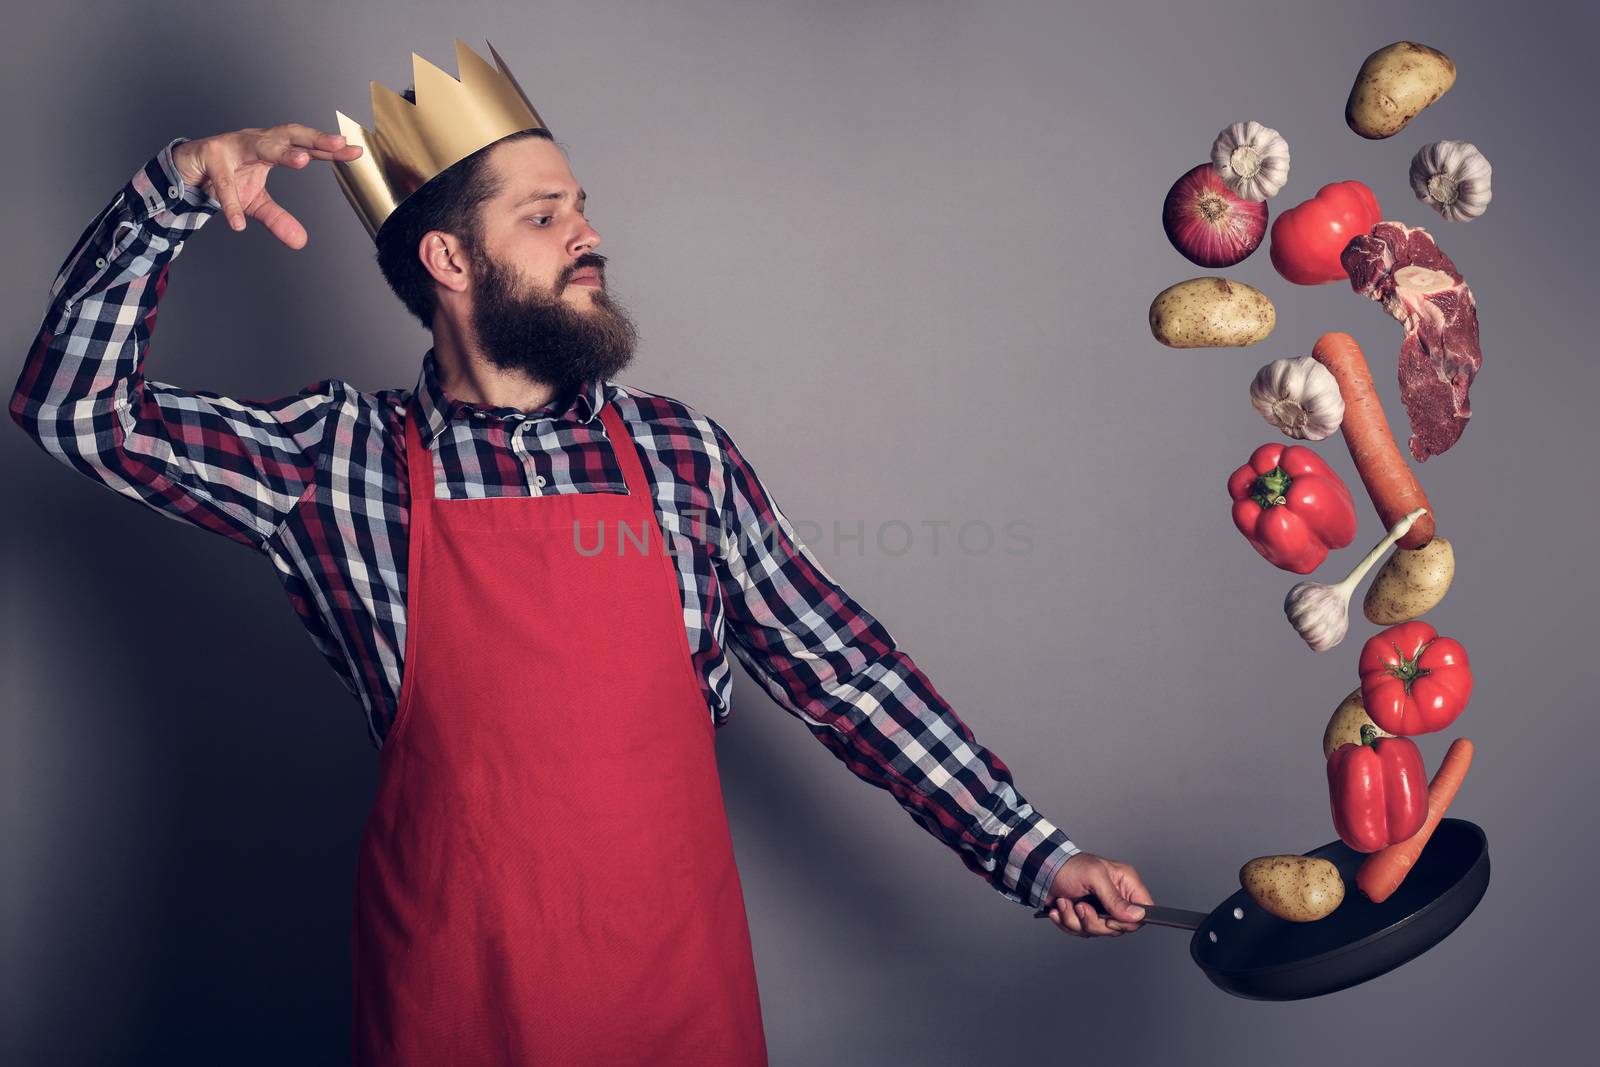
[1250,356,1344,441]
[1284,508,1427,651]
[1284,583,1352,652]
[1211,122,1291,202]
[1409,140,1493,221]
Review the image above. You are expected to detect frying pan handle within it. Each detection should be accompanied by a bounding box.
[1033,901,1208,930]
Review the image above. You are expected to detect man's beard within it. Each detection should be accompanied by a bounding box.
[467,249,638,399]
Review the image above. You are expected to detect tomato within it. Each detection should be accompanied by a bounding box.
[1268,180,1382,286]
[1357,620,1473,735]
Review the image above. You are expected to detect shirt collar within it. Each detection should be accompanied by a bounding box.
[411,348,606,447]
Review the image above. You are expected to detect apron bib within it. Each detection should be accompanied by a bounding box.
[350,395,767,1065]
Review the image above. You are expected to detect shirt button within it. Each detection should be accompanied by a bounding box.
[472,411,485,419]
[94,257,106,268]
[168,185,180,199]
[535,475,547,487]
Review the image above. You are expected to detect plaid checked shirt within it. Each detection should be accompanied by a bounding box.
[11,137,1081,910]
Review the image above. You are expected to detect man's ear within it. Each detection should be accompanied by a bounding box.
[420,231,472,296]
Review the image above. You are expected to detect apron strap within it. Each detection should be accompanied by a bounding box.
[598,399,651,501]
[404,392,433,523]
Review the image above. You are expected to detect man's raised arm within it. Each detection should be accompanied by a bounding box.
[11,127,363,551]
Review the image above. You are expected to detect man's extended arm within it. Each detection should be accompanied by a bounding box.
[10,136,340,550]
[706,415,1080,911]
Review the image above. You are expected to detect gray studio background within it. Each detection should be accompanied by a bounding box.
[4,0,1595,1063]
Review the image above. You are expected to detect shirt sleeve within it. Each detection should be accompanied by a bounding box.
[9,136,338,551]
[706,415,1081,910]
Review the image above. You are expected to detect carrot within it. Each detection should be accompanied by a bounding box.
[1310,332,1437,550]
[1356,736,1474,903]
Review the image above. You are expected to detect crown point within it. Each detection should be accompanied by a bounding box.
[335,39,548,241]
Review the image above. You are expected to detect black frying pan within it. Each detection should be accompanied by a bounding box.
[1036,818,1489,1000]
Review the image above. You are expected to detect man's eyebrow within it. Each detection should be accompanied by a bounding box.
[512,187,587,208]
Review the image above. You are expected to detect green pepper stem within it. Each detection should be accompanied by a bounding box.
[1251,466,1292,508]
[1360,723,1380,747]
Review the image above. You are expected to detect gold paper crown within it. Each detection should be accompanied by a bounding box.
[332,38,549,241]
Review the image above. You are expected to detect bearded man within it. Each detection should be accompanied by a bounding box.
[11,39,1150,1067]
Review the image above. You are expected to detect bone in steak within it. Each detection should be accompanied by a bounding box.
[1341,221,1482,462]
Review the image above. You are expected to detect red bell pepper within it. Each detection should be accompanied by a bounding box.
[1227,442,1358,573]
[1269,180,1382,285]
[1358,620,1473,736]
[1327,724,1429,854]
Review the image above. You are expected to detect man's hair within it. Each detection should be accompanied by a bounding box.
[373,85,554,330]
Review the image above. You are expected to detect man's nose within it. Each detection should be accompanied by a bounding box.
[569,218,601,256]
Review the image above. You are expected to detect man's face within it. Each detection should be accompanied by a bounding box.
[459,136,637,397]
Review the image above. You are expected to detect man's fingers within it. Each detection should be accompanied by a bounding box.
[249,190,307,250]
[205,142,247,231]
[1051,903,1086,938]
[272,124,363,161]
[1085,868,1126,914]
[260,137,311,169]
[1111,862,1148,893]
[1093,866,1145,923]
[1110,865,1152,922]
[302,143,363,161]
[254,131,361,182]
[182,125,363,240]
[273,122,341,147]
[1076,901,1121,937]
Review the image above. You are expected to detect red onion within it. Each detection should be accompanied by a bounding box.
[1162,163,1268,267]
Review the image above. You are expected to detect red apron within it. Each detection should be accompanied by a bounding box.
[350,395,768,1065]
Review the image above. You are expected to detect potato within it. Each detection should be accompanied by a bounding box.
[1323,687,1396,760]
[1149,277,1276,348]
[1240,855,1345,922]
[1345,41,1457,140]
[1364,535,1454,624]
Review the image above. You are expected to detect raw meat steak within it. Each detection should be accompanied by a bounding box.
[1341,221,1482,462]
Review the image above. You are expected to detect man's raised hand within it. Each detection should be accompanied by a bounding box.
[171,124,363,249]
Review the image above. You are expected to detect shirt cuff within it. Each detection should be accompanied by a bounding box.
[46,139,222,321]
[139,136,222,219]
[1001,812,1081,910]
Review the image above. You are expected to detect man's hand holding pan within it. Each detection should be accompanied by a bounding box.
[171,124,364,248]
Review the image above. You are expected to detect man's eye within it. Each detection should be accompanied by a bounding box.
[527,216,553,227]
